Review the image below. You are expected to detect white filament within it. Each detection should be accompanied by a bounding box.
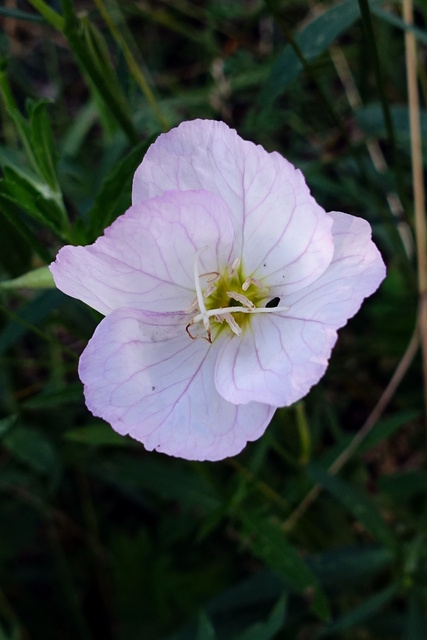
[188,249,289,341]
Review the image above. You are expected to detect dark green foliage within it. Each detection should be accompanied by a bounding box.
[0,1,426,639]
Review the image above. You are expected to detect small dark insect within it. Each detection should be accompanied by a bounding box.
[266,297,280,308]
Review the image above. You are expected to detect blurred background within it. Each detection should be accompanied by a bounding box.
[0,0,426,638]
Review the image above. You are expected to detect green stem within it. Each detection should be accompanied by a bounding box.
[264,0,352,136]
[357,0,409,217]
[93,0,169,131]
[0,63,38,175]
[60,0,139,144]
[25,0,64,31]
[0,303,79,360]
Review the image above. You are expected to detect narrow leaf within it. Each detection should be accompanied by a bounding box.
[60,0,138,143]
[0,196,53,263]
[0,291,65,355]
[262,0,377,104]
[317,583,398,636]
[88,136,157,238]
[308,545,392,589]
[307,464,398,552]
[233,596,286,640]
[405,593,427,640]
[196,613,216,640]
[29,101,61,193]
[0,266,55,290]
[358,410,422,452]
[241,513,330,621]
[65,423,131,447]
[2,424,59,477]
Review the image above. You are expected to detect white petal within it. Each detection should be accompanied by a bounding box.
[214,314,337,407]
[50,190,235,316]
[79,308,275,461]
[132,120,334,292]
[214,212,385,407]
[283,212,386,327]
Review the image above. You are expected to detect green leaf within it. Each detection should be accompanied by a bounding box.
[2,424,59,477]
[316,583,399,637]
[88,136,157,238]
[23,383,83,409]
[88,453,221,511]
[196,613,216,640]
[307,464,398,553]
[65,423,131,447]
[0,266,55,290]
[0,65,38,174]
[357,410,422,453]
[308,545,392,589]
[0,415,18,438]
[0,195,53,264]
[241,513,330,621]
[28,101,61,193]
[60,1,138,143]
[379,471,427,500]
[232,596,286,640]
[0,166,66,236]
[25,0,64,31]
[207,571,287,616]
[0,7,45,22]
[0,211,32,277]
[356,104,427,153]
[0,621,20,640]
[405,593,427,640]
[0,290,65,355]
[371,6,427,45]
[261,0,371,104]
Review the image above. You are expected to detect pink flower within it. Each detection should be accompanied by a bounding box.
[50,120,385,461]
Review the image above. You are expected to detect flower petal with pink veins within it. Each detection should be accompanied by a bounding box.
[214,314,337,407]
[79,308,275,461]
[51,120,386,460]
[215,211,385,407]
[283,212,386,328]
[132,120,333,292]
[50,189,235,316]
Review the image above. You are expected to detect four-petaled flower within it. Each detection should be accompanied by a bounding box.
[50,120,386,461]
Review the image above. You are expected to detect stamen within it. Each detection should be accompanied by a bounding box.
[203,283,217,299]
[184,299,198,314]
[193,247,212,337]
[242,275,263,291]
[186,323,197,339]
[192,304,290,325]
[200,271,220,283]
[188,247,289,343]
[230,257,240,275]
[223,313,242,336]
[226,291,255,309]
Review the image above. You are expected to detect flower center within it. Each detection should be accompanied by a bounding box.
[185,248,289,343]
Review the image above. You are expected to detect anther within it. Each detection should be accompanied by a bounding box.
[186,323,197,339]
[203,283,217,299]
[226,291,255,309]
[242,275,263,291]
[230,257,240,275]
[223,313,242,336]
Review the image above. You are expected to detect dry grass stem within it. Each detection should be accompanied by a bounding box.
[403,0,427,421]
[282,323,420,531]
